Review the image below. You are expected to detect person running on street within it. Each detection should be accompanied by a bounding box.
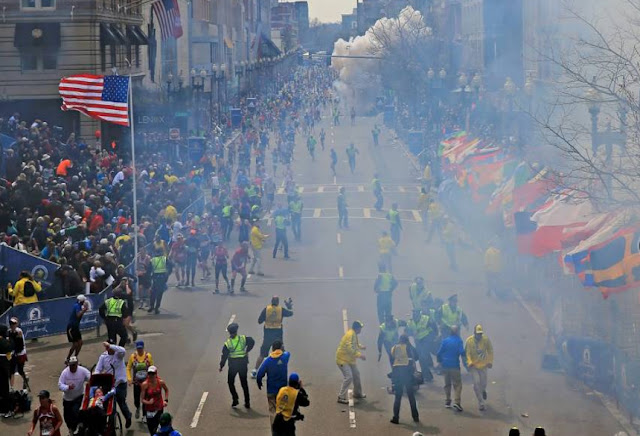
[484,241,503,297]
[436,325,467,412]
[127,340,154,420]
[465,324,493,411]
[330,148,338,177]
[169,234,186,287]
[389,334,419,424]
[387,203,402,246]
[272,373,309,436]
[320,128,326,150]
[253,296,294,378]
[306,135,317,161]
[372,173,383,211]
[184,229,200,287]
[272,213,290,259]
[289,194,303,242]
[27,390,63,436]
[140,366,169,435]
[337,187,349,229]
[406,309,437,382]
[249,222,268,276]
[231,242,251,292]
[57,356,90,434]
[346,143,359,174]
[219,323,255,409]
[377,230,395,273]
[256,340,290,424]
[372,124,380,146]
[214,243,231,293]
[8,317,29,390]
[65,295,89,363]
[374,264,398,324]
[350,107,356,126]
[336,321,366,404]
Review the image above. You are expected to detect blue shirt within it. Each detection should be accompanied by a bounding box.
[68,302,84,328]
[256,350,290,395]
[436,334,466,369]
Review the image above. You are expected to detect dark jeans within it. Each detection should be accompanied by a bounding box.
[145,409,163,435]
[227,358,250,405]
[150,273,168,310]
[222,217,232,240]
[273,229,289,258]
[115,382,132,420]
[374,192,383,211]
[392,367,418,420]
[390,224,401,246]
[133,384,141,409]
[0,357,8,413]
[215,264,230,287]
[105,317,128,347]
[376,292,392,324]
[415,337,434,381]
[186,254,198,284]
[291,214,301,241]
[338,208,348,228]
[63,396,83,431]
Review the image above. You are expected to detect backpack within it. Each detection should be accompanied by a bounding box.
[23,280,36,298]
[10,390,31,417]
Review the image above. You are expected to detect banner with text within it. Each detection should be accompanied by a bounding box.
[0,245,60,292]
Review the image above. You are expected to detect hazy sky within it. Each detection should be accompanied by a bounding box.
[307,0,355,23]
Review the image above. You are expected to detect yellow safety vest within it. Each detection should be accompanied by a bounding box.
[407,315,432,340]
[275,215,286,230]
[378,273,393,292]
[151,256,167,274]
[289,200,302,214]
[441,304,462,328]
[409,283,429,310]
[222,206,232,218]
[389,209,399,225]
[372,178,381,191]
[265,305,283,329]
[379,322,398,344]
[391,344,410,367]
[225,335,247,359]
[276,386,299,421]
[106,298,124,318]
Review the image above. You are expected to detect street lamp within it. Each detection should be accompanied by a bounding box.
[585,80,626,162]
[427,68,435,80]
[471,72,482,92]
[458,72,468,89]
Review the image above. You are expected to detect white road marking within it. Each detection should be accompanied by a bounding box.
[399,186,406,193]
[342,309,349,333]
[337,232,342,244]
[313,208,321,218]
[412,210,422,222]
[190,392,209,428]
[348,390,356,428]
[363,208,371,218]
[277,187,285,195]
[317,186,324,193]
[339,266,344,278]
[227,314,236,327]
[333,176,337,185]
[357,185,364,192]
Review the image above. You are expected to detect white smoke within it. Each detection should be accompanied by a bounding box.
[332,6,431,110]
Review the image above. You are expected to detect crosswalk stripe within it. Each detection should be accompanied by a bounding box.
[277,187,285,194]
[363,208,371,218]
[298,187,305,193]
[318,186,324,193]
[313,208,321,218]
[416,186,422,192]
[339,266,344,278]
[358,185,364,192]
[399,186,406,193]
[412,210,422,222]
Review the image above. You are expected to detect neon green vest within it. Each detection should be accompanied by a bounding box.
[407,315,432,340]
[222,206,232,217]
[106,298,124,317]
[275,215,286,230]
[378,272,393,292]
[389,209,399,225]
[151,256,167,274]
[441,304,462,328]
[380,322,399,344]
[290,200,302,214]
[225,335,247,359]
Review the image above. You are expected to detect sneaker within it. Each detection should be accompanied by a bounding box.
[147,308,153,313]
[353,394,366,399]
[453,403,463,412]
[244,403,250,409]
[251,369,257,379]
[248,270,255,275]
[479,404,486,411]
[23,376,29,390]
[135,408,140,419]
[390,417,399,424]
[445,400,452,408]
[132,330,138,342]
[125,416,132,428]
[337,397,349,404]
[257,272,265,276]
[214,288,220,294]
[240,287,247,292]
[3,411,13,418]
[482,390,487,400]
[154,309,160,315]
[231,399,239,408]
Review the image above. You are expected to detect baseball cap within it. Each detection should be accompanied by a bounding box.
[474,324,484,334]
[9,317,18,324]
[289,372,299,384]
[38,390,50,399]
[135,340,145,349]
[77,295,86,303]
[148,366,157,374]
[227,323,239,334]
[68,356,78,364]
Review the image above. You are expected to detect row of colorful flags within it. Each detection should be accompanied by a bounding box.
[440,132,640,298]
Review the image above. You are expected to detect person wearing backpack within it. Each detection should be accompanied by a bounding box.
[8,271,42,305]
[153,412,181,436]
[127,341,154,420]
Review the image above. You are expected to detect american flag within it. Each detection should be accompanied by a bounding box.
[59,74,130,126]
[152,0,183,40]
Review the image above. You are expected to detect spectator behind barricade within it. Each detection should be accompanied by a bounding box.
[57,265,84,297]
[8,271,42,305]
[56,158,73,178]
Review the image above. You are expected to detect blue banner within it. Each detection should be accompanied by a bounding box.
[1,293,104,340]
[0,245,60,291]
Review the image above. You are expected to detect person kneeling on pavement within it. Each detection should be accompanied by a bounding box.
[272,373,309,436]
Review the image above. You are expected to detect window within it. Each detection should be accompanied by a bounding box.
[42,53,57,70]
[20,51,57,71]
[21,53,37,71]
[21,0,55,8]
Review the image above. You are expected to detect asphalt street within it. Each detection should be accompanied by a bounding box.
[3,113,628,436]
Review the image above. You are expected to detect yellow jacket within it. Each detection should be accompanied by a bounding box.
[250,226,267,249]
[127,351,154,383]
[423,165,432,181]
[417,193,429,211]
[9,278,42,305]
[377,236,395,254]
[428,202,442,220]
[336,329,362,365]
[164,205,178,222]
[484,247,502,273]
[465,335,494,369]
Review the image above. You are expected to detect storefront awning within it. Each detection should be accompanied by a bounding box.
[100,23,128,45]
[224,37,234,49]
[127,25,148,46]
[14,23,60,49]
[258,33,281,58]
[110,24,127,45]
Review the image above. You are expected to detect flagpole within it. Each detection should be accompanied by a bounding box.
[128,75,140,286]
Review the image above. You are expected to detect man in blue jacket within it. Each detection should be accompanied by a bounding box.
[256,340,290,424]
[436,325,466,412]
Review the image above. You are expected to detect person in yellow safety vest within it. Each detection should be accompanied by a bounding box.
[409,277,434,313]
[422,162,433,192]
[436,294,468,335]
[272,213,290,259]
[406,309,438,382]
[149,250,171,315]
[389,334,419,425]
[377,230,396,273]
[372,173,383,211]
[377,314,406,366]
[336,321,366,404]
[272,373,309,436]
[250,204,261,223]
[253,296,294,378]
[249,222,269,276]
[221,202,234,241]
[288,195,303,242]
[219,323,255,408]
[442,216,458,271]
[417,187,430,230]
[426,199,444,243]
[98,287,129,346]
[484,242,502,297]
[374,264,398,324]
[465,324,493,411]
[386,203,402,246]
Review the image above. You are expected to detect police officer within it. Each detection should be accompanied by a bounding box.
[387,203,402,246]
[372,173,383,211]
[149,249,170,315]
[337,187,348,229]
[99,287,128,346]
[409,277,433,313]
[436,294,468,336]
[272,373,310,436]
[289,194,303,242]
[222,202,234,241]
[406,309,437,382]
[253,296,294,378]
[250,204,261,223]
[374,264,398,324]
[377,314,404,367]
[389,334,419,424]
[219,323,255,409]
[272,213,290,259]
